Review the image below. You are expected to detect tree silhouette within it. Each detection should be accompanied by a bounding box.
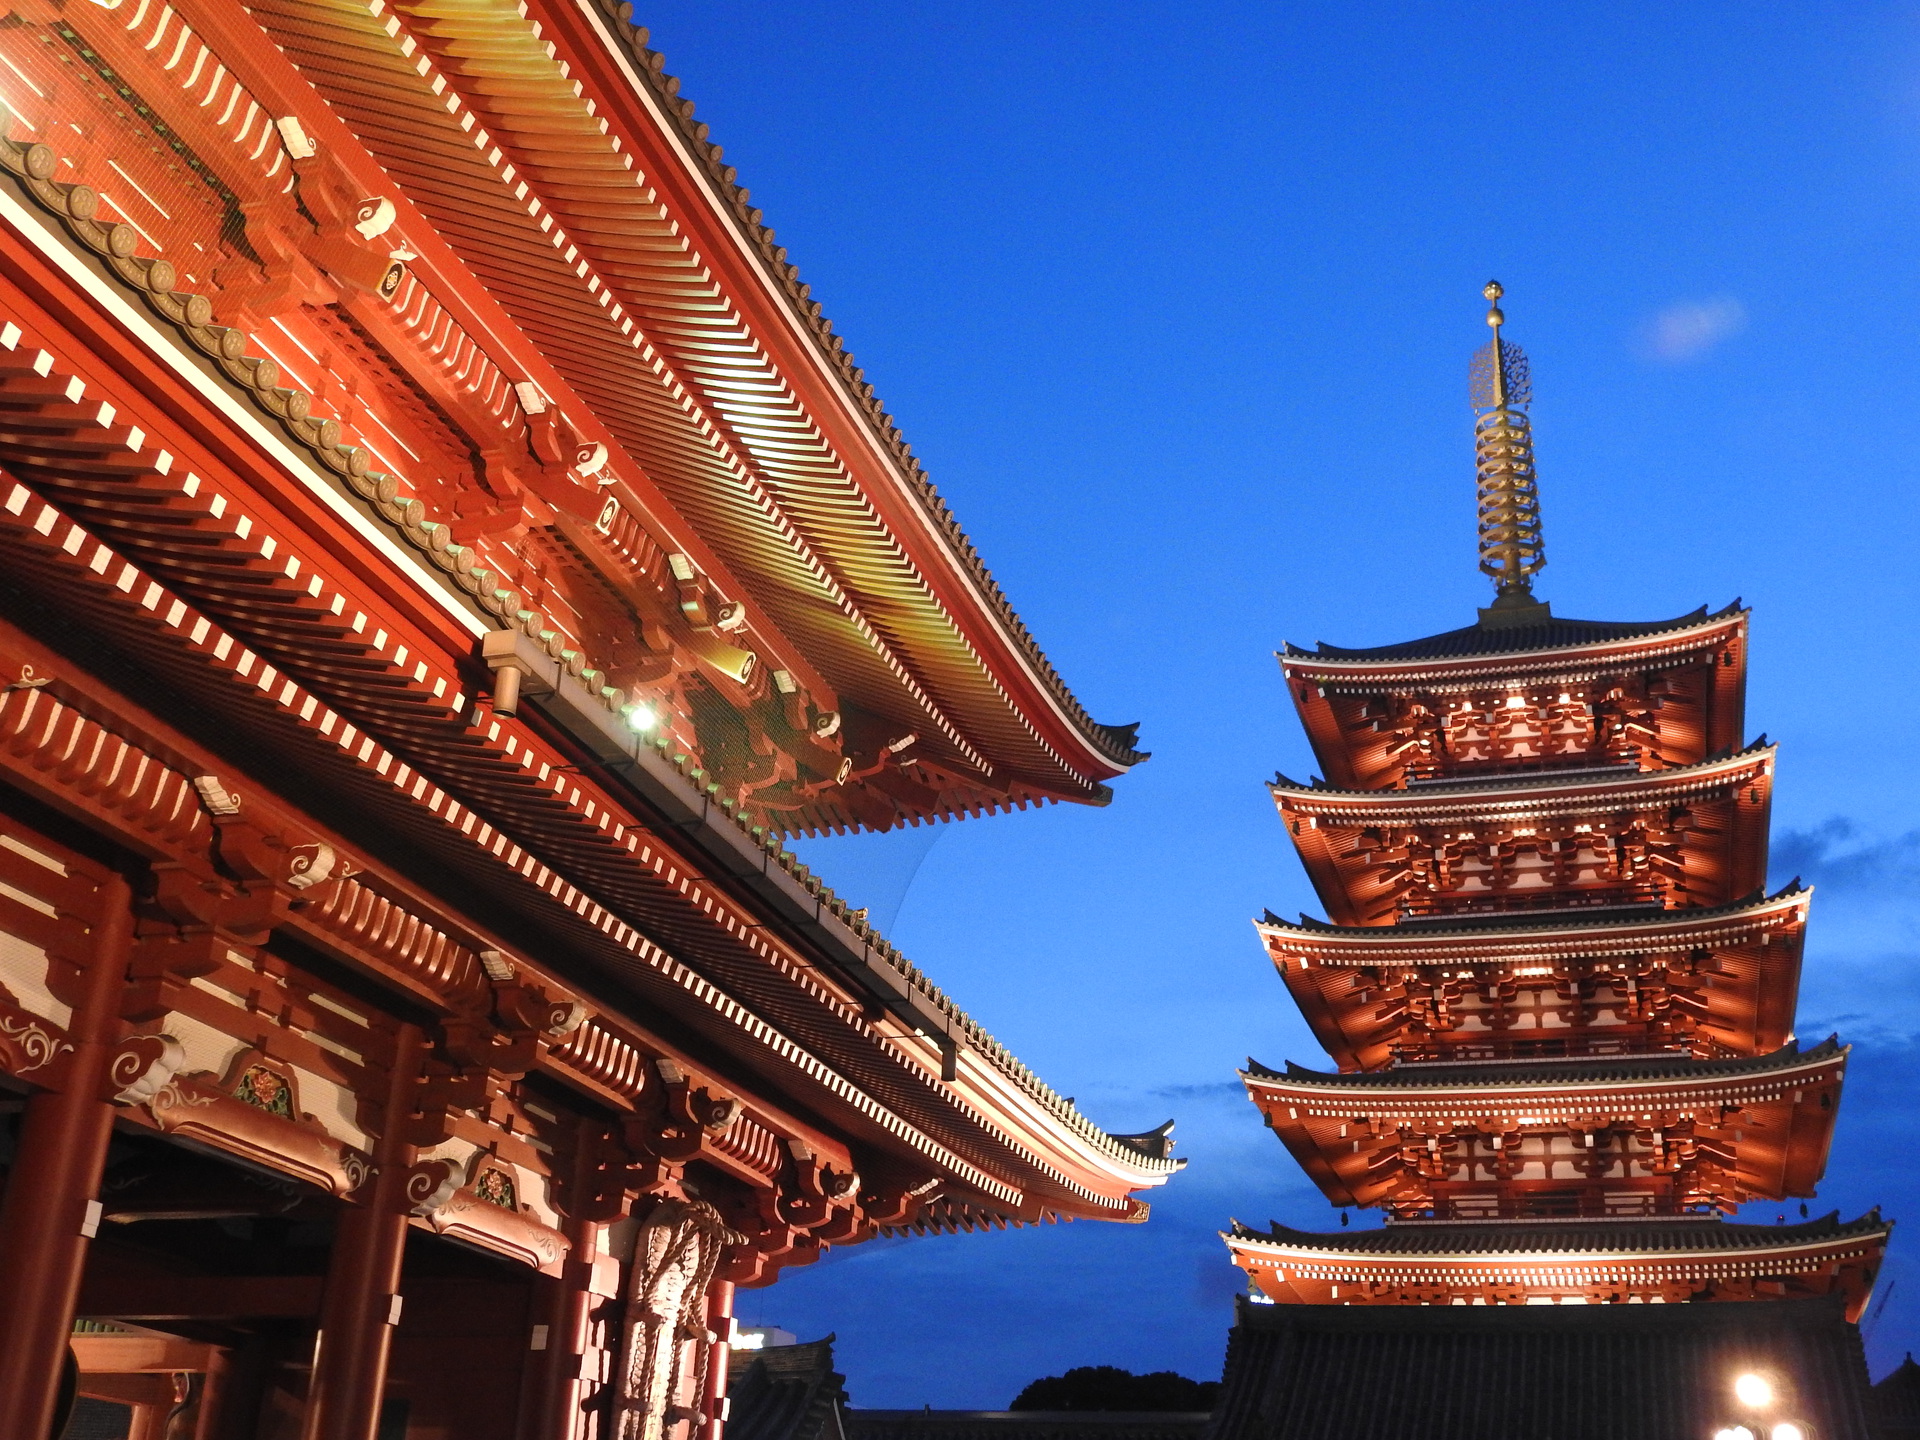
[1009,1366,1220,1413]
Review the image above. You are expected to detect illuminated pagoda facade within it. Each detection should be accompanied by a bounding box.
[0,4,1178,1438]
[1225,285,1890,1315]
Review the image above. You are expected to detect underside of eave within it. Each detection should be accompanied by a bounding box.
[546,0,1150,778]
[256,0,1143,803]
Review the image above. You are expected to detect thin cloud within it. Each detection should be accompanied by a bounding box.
[1639,296,1746,363]
[1151,1080,1247,1101]
[1771,817,1920,894]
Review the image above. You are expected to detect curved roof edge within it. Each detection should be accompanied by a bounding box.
[1281,600,1747,666]
[1241,1035,1845,1090]
[1269,737,1774,802]
[582,2,1147,774]
[1256,881,1811,941]
[1224,1208,1892,1256]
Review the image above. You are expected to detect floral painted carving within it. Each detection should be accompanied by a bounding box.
[233,1063,295,1118]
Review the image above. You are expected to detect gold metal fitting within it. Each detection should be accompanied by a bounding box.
[1468,281,1544,598]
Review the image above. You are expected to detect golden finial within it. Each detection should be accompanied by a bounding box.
[1469,280,1545,607]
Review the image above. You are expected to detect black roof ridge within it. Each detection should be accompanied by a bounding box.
[1257,882,1806,937]
[845,1414,1213,1423]
[1281,600,1746,663]
[1241,1036,1845,1089]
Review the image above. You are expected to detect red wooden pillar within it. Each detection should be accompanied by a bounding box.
[0,872,135,1440]
[521,1216,609,1440]
[299,1022,424,1440]
[701,1279,735,1440]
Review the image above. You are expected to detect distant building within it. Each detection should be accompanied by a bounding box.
[735,1328,802,1353]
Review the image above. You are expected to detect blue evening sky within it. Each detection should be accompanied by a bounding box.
[640,2,1920,1407]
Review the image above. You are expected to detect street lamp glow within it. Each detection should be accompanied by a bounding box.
[1735,1375,1773,1409]
[1770,1425,1805,1440]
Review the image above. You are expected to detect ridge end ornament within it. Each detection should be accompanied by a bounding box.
[1469,280,1548,611]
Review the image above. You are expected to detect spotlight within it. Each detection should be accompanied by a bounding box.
[625,702,659,733]
[1714,1429,1753,1440]
[1735,1375,1773,1409]
[1770,1424,1806,1440]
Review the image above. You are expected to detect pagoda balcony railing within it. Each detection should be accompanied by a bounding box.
[1389,1034,1738,1064]
[1399,885,1661,920]
[1401,749,1643,785]
[1392,1194,1722,1222]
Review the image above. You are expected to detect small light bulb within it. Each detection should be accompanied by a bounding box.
[625,702,659,733]
[1735,1375,1773,1409]
[1730,1428,1755,1440]
[1714,1429,1742,1440]
[1771,1424,1806,1440]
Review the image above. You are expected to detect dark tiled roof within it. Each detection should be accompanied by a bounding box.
[1227,1210,1890,1257]
[727,1339,849,1440]
[1207,1294,1876,1440]
[848,1415,1210,1440]
[1875,1355,1920,1437]
[1243,1037,1843,1090]
[1283,602,1741,662]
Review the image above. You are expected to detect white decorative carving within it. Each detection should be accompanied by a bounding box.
[191,775,241,816]
[111,1034,187,1105]
[286,842,340,890]
[0,1014,71,1072]
[353,196,398,240]
[406,1161,462,1215]
[574,440,610,478]
[478,949,516,982]
[273,116,317,160]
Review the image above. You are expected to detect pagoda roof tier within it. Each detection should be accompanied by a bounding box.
[1259,888,1809,1069]
[1225,1210,1892,1317]
[1240,1040,1846,1212]
[1278,606,1748,790]
[1272,745,1775,924]
[1283,602,1745,668]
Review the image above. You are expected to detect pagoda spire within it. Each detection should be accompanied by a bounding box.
[1470,281,1547,615]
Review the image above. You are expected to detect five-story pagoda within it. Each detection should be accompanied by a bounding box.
[1225,284,1890,1315]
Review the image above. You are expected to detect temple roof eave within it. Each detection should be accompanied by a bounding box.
[1239,1036,1846,1094]
[1255,883,1810,951]
[1278,601,1747,671]
[1269,740,1774,814]
[556,0,1149,781]
[1222,1209,1892,1260]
